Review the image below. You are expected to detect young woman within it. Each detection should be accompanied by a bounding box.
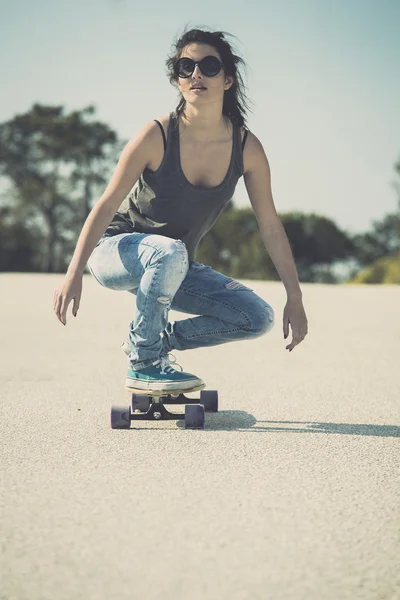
[53,27,308,392]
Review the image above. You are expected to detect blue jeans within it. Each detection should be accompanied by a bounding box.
[87,233,275,369]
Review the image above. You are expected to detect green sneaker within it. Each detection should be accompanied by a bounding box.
[126,355,204,392]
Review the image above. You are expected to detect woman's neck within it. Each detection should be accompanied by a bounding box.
[179,109,231,143]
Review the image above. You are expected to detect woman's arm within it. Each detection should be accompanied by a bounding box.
[67,121,158,276]
[53,120,159,325]
[243,132,308,351]
[243,131,302,299]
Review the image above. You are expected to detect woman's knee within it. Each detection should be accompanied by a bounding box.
[245,299,275,337]
[157,237,188,261]
[152,237,189,275]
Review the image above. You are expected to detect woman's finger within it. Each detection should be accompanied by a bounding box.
[54,295,62,321]
[72,295,80,317]
[286,335,305,351]
[283,315,289,338]
[60,299,69,325]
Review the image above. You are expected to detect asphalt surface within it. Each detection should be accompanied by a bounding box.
[1,274,399,600]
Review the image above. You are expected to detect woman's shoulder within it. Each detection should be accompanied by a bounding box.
[241,127,262,150]
[152,113,173,137]
[241,129,270,175]
[240,124,249,144]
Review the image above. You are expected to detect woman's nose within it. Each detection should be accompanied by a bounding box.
[192,64,203,77]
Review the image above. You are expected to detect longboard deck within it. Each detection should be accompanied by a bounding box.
[125,383,206,396]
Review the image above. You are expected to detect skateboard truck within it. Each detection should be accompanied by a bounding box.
[111,388,218,430]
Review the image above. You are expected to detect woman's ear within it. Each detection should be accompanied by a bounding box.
[224,76,234,90]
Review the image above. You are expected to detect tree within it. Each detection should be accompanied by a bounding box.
[197,206,355,282]
[351,213,400,266]
[0,207,40,271]
[0,104,124,272]
[346,153,400,283]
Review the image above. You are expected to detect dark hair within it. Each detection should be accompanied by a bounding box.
[165,25,253,128]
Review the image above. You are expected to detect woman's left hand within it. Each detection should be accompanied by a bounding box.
[283,297,308,352]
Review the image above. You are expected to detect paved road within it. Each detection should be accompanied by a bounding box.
[1,274,399,600]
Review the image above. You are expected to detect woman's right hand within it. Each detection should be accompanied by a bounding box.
[53,273,83,326]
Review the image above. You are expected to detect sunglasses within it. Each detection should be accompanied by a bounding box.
[174,55,223,79]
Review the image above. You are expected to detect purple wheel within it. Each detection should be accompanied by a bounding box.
[200,390,218,412]
[185,404,205,429]
[111,405,131,429]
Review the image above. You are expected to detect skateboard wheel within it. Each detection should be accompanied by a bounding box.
[131,393,151,413]
[111,405,131,429]
[184,404,205,429]
[200,390,218,412]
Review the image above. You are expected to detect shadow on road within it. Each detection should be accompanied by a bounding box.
[172,412,400,436]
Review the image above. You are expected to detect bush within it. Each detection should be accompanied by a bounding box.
[347,250,400,284]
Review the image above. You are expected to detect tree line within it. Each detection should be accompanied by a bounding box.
[0,104,399,283]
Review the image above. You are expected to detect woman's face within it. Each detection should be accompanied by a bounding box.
[176,43,233,105]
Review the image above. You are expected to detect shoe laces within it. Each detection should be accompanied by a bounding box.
[158,353,183,374]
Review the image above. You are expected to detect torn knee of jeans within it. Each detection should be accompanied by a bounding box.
[264,305,275,325]
[225,279,253,291]
[157,296,171,306]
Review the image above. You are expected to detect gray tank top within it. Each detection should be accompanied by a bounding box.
[105,110,248,263]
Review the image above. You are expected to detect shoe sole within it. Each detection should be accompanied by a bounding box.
[125,377,205,392]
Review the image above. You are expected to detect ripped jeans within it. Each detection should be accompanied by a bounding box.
[87,232,275,369]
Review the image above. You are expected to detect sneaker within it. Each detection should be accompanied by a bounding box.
[126,354,204,392]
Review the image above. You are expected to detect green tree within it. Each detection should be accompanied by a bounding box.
[347,153,400,283]
[0,104,123,272]
[0,207,40,271]
[197,206,355,282]
[351,213,400,266]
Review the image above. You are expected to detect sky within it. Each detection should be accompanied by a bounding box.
[1,0,399,237]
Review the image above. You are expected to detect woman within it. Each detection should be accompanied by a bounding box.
[53,27,308,392]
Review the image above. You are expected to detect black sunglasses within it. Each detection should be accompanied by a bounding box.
[174,55,223,78]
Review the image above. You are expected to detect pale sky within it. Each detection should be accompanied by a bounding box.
[1,0,399,236]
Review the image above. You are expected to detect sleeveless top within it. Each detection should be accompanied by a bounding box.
[104,110,249,264]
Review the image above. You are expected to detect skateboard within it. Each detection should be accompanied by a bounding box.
[111,384,218,430]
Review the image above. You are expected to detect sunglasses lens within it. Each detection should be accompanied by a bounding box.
[200,56,222,76]
[175,58,194,78]
[175,56,223,78]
